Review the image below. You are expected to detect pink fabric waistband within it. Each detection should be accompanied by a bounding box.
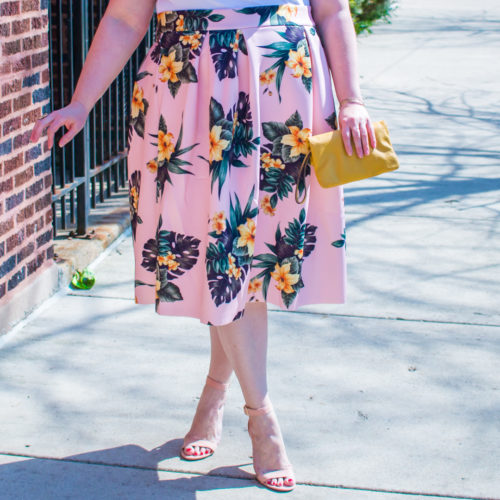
[155,4,314,31]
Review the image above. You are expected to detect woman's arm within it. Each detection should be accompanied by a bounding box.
[71,0,156,114]
[30,0,156,148]
[310,0,375,157]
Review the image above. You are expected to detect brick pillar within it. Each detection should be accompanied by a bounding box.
[0,0,54,312]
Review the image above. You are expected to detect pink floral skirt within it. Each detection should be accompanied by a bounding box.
[127,4,346,326]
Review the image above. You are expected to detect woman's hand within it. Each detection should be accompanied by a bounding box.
[339,102,376,158]
[29,100,89,149]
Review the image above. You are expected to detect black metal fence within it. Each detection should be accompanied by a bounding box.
[49,0,156,235]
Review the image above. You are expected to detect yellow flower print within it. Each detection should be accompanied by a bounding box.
[130,186,139,211]
[147,159,158,174]
[209,125,231,163]
[212,211,226,235]
[281,125,311,158]
[236,218,256,256]
[294,248,304,259]
[259,68,276,86]
[277,4,298,21]
[158,130,175,162]
[229,265,242,280]
[232,111,239,136]
[270,262,300,294]
[230,30,241,52]
[180,32,202,50]
[269,158,284,170]
[175,14,185,31]
[226,253,241,279]
[285,46,312,79]
[271,262,300,293]
[159,51,183,83]
[260,152,273,170]
[131,82,144,119]
[248,278,262,294]
[260,195,276,216]
[158,251,180,271]
[157,12,167,26]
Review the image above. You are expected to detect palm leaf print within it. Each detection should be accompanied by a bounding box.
[236,6,296,26]
[209,29,248,80]
[253,208,317,308]
[260,110,311,206]
[200,94,260,198]
[140,215,201,303]
[206,187,259,306]
[259,26,312,102]
[148,114,198,200]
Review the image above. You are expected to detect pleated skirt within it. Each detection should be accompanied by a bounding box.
[127,4,346,326]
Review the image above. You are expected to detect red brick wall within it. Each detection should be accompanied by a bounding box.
[0,0,53,303]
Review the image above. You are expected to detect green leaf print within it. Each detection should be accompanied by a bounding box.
[259,25,312,101]
[260,111,310,204]
[156,269,183,303]
[206,187,258,306]
[332,230,347,249]
[262,121,290,142]
[252,211,317,307]
[236,6,293,27]
[203,94,258,198]
[148,115,198,200]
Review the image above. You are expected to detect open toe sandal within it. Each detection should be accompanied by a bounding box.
[244,403,296,493]
[180,375,229,461]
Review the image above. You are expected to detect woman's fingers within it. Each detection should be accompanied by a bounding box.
[351,125,364,158]
[46,116,67,149]
[30,101,88,149]
[360,122,370,156]
[30,113,54,142]
[339,103,377,157]
[367,120,377,149]
[59,123,79,148]
[341,125,353,156]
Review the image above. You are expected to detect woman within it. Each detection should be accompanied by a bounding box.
[30,0,375,492]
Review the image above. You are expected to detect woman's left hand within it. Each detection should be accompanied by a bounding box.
[339,103,376,158]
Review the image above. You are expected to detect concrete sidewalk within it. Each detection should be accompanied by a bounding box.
[1,1,499,498]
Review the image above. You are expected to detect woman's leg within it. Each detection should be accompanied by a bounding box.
[182,326,233,457]
[215,302,293,488]
[208,325,234,384]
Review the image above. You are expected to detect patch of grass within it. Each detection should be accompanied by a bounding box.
[349,0,397,35]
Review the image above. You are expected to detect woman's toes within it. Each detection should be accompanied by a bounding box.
[277,478,284,487]
[184,446,193,455]
[285,477,294,486]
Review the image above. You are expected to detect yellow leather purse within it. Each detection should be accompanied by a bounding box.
[295,120,399,203]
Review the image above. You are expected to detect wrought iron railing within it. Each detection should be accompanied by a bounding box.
[49,0,156,235]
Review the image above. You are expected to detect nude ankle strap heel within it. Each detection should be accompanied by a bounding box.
[243,403,273,417]
[243,402,296,492]
[180,375,229,461]
[206,375,230,392]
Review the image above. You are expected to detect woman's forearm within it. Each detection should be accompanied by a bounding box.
[310,0,362,102]
[71,10,154,114]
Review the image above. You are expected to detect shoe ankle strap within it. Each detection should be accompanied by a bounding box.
[243,403,273,417]
[206,375,229,391]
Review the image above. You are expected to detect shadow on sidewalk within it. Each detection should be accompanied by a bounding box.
[0,439,256,499]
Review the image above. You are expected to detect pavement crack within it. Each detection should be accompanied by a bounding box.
[271,310,500,328]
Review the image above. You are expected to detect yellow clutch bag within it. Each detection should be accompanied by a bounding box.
[296,120,399,203]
